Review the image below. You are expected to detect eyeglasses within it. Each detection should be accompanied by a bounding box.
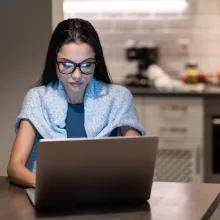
[56,60,98,75]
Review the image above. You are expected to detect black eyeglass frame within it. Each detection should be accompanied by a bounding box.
[56,60,99,75]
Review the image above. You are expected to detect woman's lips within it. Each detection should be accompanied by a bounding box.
[69,82,83,87]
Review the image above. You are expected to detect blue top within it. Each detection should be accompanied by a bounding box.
[66,103,118,138]
[66,103,87,138]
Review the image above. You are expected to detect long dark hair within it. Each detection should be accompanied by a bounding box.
[37,18,112,86]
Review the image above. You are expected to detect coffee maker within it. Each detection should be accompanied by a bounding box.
[124,41,159,87]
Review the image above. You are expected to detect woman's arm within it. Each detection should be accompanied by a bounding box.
[120,126,142,136]
[7,120,36,188]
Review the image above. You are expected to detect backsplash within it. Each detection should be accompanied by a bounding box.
[64,0,220,82]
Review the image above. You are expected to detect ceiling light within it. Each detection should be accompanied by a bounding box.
[63,0,188,14]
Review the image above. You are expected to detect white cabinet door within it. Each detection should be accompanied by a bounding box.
[141,97,204,182]
[143,97,203,142]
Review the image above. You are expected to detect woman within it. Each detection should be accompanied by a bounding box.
[7,18,145,188]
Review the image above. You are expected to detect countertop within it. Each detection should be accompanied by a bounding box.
[124,85,220,98]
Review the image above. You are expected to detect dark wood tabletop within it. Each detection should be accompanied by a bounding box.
[1,176,220,220]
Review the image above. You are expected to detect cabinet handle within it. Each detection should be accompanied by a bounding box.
[159,127,188,133]
[196,147,200,174]
[159,105,188,112]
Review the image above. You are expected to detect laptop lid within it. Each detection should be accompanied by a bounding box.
[34,136,158,207]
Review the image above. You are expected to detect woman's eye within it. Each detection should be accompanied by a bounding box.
[81,62,91,68]
[63,62,74,68]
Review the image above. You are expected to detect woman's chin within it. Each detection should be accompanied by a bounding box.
[68,82,85,92]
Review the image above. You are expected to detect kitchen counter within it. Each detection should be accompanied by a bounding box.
[125,86,220,98]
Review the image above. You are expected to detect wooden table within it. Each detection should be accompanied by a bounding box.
[0,176,220,220]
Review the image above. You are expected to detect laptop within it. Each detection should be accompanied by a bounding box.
[26,136,158,208]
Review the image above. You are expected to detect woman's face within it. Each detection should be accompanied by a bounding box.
[56,42,96,96]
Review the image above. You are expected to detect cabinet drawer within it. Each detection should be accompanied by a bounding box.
[144,98,203,140]
[145,116,203,140]
[145,97,202,115]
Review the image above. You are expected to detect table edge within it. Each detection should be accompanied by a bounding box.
[202,192,220,220]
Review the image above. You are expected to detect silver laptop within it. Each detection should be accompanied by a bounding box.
[26,136,158,208]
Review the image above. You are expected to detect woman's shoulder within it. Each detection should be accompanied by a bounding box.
[24,85,48,100]
[27,82,58,95]
[28,85,46,92]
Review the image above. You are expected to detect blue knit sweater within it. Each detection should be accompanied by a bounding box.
[15,78,146,173]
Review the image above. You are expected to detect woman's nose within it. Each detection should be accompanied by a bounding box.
[71,67,82,79]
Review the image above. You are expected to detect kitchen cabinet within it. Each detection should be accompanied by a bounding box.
[134,96,204,183]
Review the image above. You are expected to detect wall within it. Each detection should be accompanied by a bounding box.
[190,0,220,74]
[0,1,53,175]
[64,0,220,82]
[52,0,64,30]
[64,0,194,82]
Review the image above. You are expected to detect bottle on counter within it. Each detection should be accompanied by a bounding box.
[180,61,209,84]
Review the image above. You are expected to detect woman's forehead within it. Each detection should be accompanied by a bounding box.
[58,42,95,59]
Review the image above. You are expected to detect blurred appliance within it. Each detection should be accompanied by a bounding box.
[204,99,220,183]
[212,117,220,176]
[124,41,159,87]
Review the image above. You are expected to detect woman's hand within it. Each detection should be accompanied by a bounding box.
[120,126,142,136]
[7,120,37,188]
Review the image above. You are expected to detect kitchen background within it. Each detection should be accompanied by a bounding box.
[63,0,220,186]
[64,0,220,85]
[64,2,220,216]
